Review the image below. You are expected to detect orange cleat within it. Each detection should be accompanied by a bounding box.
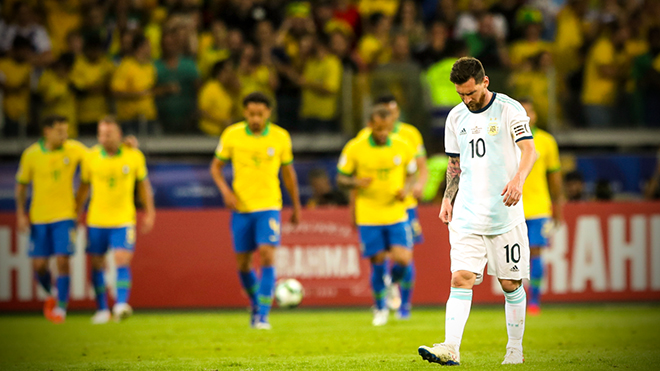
[528,304,541,316]
[43,296,56,319]
[47,307,66,324]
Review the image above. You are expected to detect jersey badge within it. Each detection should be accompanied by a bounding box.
[471,127,482,135]
[393,155,401,166]
[122,165,130,175]
[63,157,70,165]
[488,121,499,136]
[267,147,275,157]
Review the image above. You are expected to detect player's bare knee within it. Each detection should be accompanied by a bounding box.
[370,251,387,264]
[90,255,105,270]
[499,279,522,293]
[258,245,276,266]
[451,271,476,289]
[32,259,48,274]
[56,256,70,274]
[114,250,133,267]
[391,247,412,266]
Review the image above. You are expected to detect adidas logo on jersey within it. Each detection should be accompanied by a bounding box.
[460,128,467,135]
[510,265,519,272]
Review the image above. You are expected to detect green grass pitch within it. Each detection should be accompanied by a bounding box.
[1,304,659,370]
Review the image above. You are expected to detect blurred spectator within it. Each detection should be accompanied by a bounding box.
[333,0,361,34]
[509,21,551,69]
[65,30,84,56]
[554,0,591,83]
[38,53,77,137]
[565,170,585,202]
[299,35,342,132]
[356,12,392,70]
[0,36,33,137]
[313,0,335,35]
[358,0,399,18]
[112,30,136,64]
[306,168,348,208]
[424,40,466,112]
[329,30,358,73]
[594,179,613,201]
[434,0,459,33]
[222,0,276,39]
[227,28,246,65]
[276,5,316,61]
[111,34,158,135]
[464,13,510,69]
[581,21,630,128]
[394,0,426,49]
[144,7,169,60]
[80,4,113,50]
[198,60,239,136]
[155,29,200,134]
[70,35,115,136]
[197,20,231,80]
[414,21,449,70]
[454,0,507,40]
[489,0,524,42]
[44,0,82,57]
[632,27,660,127]
[1,3,53,67]
[237,43,278,118]
[509,51,552,127]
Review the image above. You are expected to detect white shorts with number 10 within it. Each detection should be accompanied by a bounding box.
[449,222,530,285]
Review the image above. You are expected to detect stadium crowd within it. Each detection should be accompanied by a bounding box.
[0,0,659,138]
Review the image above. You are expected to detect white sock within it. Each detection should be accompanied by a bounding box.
[503,285,526,351]
[444,288,473,348]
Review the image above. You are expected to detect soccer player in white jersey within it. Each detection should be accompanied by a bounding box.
[418,57,537,366]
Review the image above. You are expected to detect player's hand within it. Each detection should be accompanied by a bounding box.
[290,205,301,226]
[439,198,453,225]
[222,191,239,211]
[412,181,424,200]
[123,135,139,148]
[141,211,155,234]
[17,213,30,233]
[395,189,407,201]
[501,175,524,207]
[552,202,564,227]
[355,177,372,189]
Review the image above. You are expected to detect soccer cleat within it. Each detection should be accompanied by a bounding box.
[43,296,56,319]
[372,308,389,326]
[112,303,133,322]
[502,347,524,364]
[386,283,402,311]
[254,319,272,330]
[91,310,111,324]
[395,304,411,320]
[418,343,460,365]
[528,304,541,316]
[47,307,66,324]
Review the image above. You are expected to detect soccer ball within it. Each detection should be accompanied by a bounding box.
[274,278,304,308]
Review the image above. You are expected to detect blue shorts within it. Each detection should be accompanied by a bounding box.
[87,226,136,255]
[526,218,552,247]
[231,210,281,253]
[407,207,424,245]
[358,221,412,258]
[29,220,76,258]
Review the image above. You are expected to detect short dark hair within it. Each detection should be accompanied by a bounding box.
[450,57,485,85]
[369,106,392,122]
[211,60,229,78]
[243,92,271,108]
[99,115,118,125]
[41,115,68,129]
[84,34,105,51]
[374,95,397,105]
[131,34,148,53]
[12,36,33,51]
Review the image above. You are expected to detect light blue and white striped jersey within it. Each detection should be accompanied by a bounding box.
[445,92,532,235]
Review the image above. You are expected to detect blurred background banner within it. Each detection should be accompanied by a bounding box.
[1,204,658,311]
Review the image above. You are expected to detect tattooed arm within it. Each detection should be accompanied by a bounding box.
[439,156,461,225]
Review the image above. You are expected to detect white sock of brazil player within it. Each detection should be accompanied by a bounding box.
[444,288,473,348]
[503,285,526,351]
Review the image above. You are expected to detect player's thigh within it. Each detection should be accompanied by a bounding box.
[29,223,52,258]
[50,219,76,257]
[110,227,135,265]
[526,217,551,248]
[407,207,424,244]
[386,222,413,265]
[449,225,488,285]
[231,212,258,253]
[254,210,281,247]
[86,227,110,256]
[358,225,387,258]
[485,222,530,281]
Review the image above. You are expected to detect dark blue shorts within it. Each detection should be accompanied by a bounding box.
[231,210,281,253]
[29,220,76,257]
[407,207,424,244]
[526,217,551,247]
[87,226,136,255]
[358,221,412,257]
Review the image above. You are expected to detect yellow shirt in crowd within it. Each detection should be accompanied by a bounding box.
[0,58,32,121]
[358,0,399,16]
[197,46,231,80]
[582,37,617,106]
[509,40,553,67]
[44,0,81,56]
[70,55,115,124]
[15,139,87,224]
[111,57,157,121]
[300,54,342,120]
[38,69,77,137]
[357,34,392,66]
[338,134,415,226]
[522,128,561,219]
[215,122,293,213]
[198,80,234,136]
[81,145,148,228]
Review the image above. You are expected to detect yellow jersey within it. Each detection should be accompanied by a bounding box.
[15,139,88,224]
[198,80,235,136]
[38,69,78,137]
[81,145,148,227]
[356,121,426,209]
[522,128,561,219]
[338,134,416,226]
[509,40,553,67]
[300,54,342,120]
[215,122,293,213]
[582,37,616,106]
[0,58,32,121]
[111,57,157,121]
[70,55,114,124]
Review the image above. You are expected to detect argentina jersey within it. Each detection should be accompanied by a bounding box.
[445,93,532,235]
